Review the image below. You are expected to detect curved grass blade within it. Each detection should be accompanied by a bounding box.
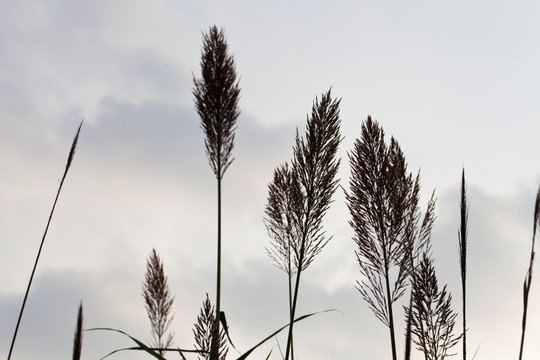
[236,309,336,360]
[220,310,237,350]
[97,346,204,360]
[88,327,202,360]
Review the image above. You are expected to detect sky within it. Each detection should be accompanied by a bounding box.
[1,1,540,359]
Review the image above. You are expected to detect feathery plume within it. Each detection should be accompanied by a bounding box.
[345,116,427,360]
[193,294,228,360]
[264,89,341,360]
[406,253,461,360]
[142,248,175,356]
[193,25,240,180]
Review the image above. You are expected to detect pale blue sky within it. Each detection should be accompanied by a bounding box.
[1,1,539,360]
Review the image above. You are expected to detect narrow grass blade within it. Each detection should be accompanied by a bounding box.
[88,327,203,360]
[236,309,335,360]
[220,310,237,350]
[89,327,166,360]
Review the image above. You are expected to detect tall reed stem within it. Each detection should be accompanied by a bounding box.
[7,121,82,360]
[458,169,468,360]
[384,253,398,360]
[284,211,311,360]
[214,175,222,360]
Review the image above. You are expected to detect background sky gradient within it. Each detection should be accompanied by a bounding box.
[1,1,539,359]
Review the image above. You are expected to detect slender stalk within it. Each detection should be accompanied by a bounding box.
[7,121,82,360]
[214,175,222,360]
[383,252,398,360]
[518,186,540,360]
[458,169,468,360]
[404,295,413,360]
[288,256,294,358]
[284,210,311,360]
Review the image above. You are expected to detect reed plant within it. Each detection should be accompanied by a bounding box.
[193,25,241,360]
[142,248,175,356]
[406,253,461,360]
[192,293,229,360]
[264,90,342,360]
[11,27,540,360]
[404,182,437,360]
[345,116,429,360]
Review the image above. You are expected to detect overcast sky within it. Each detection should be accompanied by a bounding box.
[1,1,540,360]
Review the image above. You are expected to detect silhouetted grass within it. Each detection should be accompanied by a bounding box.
[459,169,469,360]
[193,294,228,360]
[9,25,540,360]
[345,116,434,360]
[7,120,83,360]
[406,253,462,360]
[193,24,241,360]
[143,248,175,355]
[265,89,342,360]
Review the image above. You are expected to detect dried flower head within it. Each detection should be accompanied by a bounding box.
[142,248,175,355]
[193,293,228,360]
[406,253,462,360]
[193,25,241,179]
